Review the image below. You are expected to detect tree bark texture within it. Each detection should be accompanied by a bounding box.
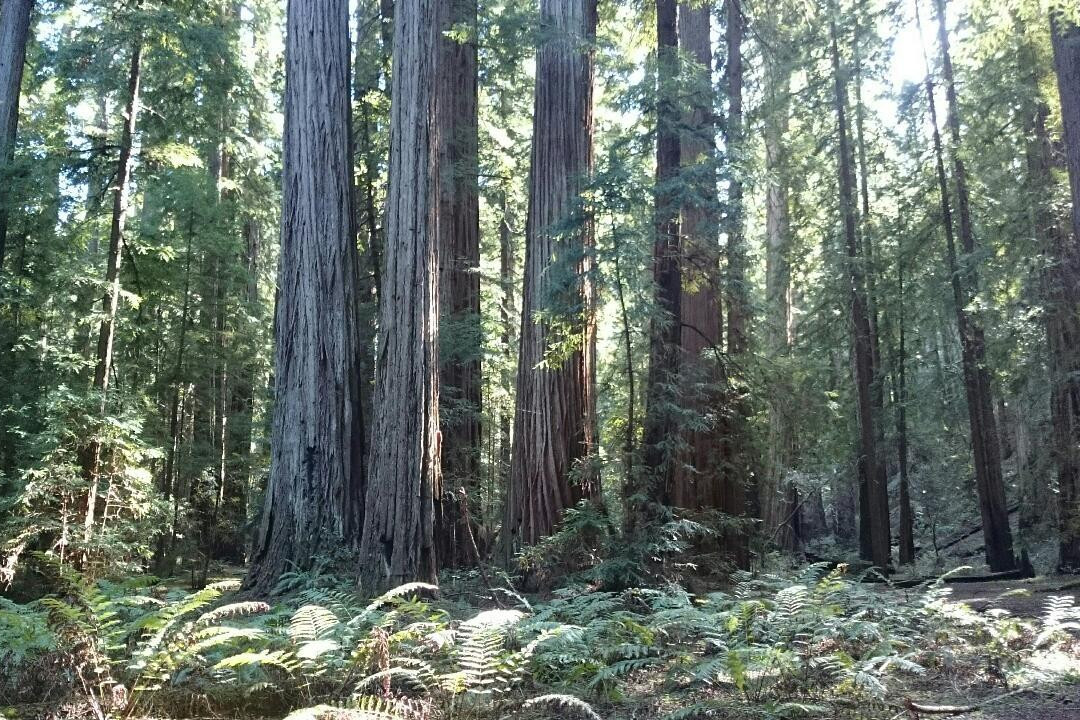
[851,8,890,563]
[436,0,482,568]
[761,7,798,551]
[724,0,747,359]
[894,263,915,566]
[1049,14,1080,571]
[244,0,366,595]
[933,0,1015,572]
[1053,16,1080,246]
[829,15,889,572]
[0,0,32,271]
[717,0,750,565]
[638,0,681,524]
[503,0,598,557]
[359,0,442,593]
[670,0,722,510]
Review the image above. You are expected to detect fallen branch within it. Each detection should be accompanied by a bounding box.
[903,687,1032,718]
[904,699,975,715]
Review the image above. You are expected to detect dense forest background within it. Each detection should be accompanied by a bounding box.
[1,0,1079,717]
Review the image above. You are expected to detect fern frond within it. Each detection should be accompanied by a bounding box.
[290,604,342,641]
[196,601,270,625]
[521,693,603,719]
[213,649,297,671]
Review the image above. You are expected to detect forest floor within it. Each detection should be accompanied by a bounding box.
[3,565,1077,720]
[584,574,1080,720]
[886,576,1079,720]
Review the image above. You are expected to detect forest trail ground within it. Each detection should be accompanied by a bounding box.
[887,575,1079,720]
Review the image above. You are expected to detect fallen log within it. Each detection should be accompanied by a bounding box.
[903,687,1033,718]
[891,566,1033,589]
[936,503,1020,552]
[904,699,976,716]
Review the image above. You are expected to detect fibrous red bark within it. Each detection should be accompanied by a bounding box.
[503,0,598,556]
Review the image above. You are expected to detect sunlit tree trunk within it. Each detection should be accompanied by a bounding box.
[244,0,366,595]
[503,0,598,558]
[359,0,441,592]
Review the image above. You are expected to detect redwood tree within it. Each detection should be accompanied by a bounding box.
[761,3,799,550]
[638,0,680,522]
[503,0,598,557]
[932,0,1015,572]
[1050,13,1080,571]
[0,0,33,271]
[244,0,366,595]
[829,13,889,572]
[670,0,721,510]
[359,0,442,592]
[436,0,481,568]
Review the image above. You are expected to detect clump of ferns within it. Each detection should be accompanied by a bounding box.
[34,563,171,713]
[663,567,927,706]
[123,579,274,714]
[519,587,671,698]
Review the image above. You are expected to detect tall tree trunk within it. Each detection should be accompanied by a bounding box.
[932,0,1015,571]
[724,0,746,359]
[359,0,441,592]
[894,261,915,565]
[0,0,33,272]
[80,37,143,550]
[244,0,365,595]
[851,5,890,561]
[498,187,515,531]
[436,0,481,568]
[355,0,386,428]
[638,0,681,526]
[761,6,798,550]
[829,13,889,572]
[671,0,721,510]
[154,215,195,575]
[1049,14,1080,571]
[718,0,750,565]
[503,0,598,558]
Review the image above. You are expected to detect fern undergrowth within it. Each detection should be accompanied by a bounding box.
[1,560,1077,719]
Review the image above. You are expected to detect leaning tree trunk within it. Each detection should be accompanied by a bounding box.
[359,0,441,593]
[503,0,598,559]
[80,37,142,551]
[436,0,481,569]
[933,0,1015,572]
[638,0,681,528]
[670,0,721,510]
[1050,14,1080,571]
[243,0,366,595]
[829,14,889,572]
[0,0,33,272]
